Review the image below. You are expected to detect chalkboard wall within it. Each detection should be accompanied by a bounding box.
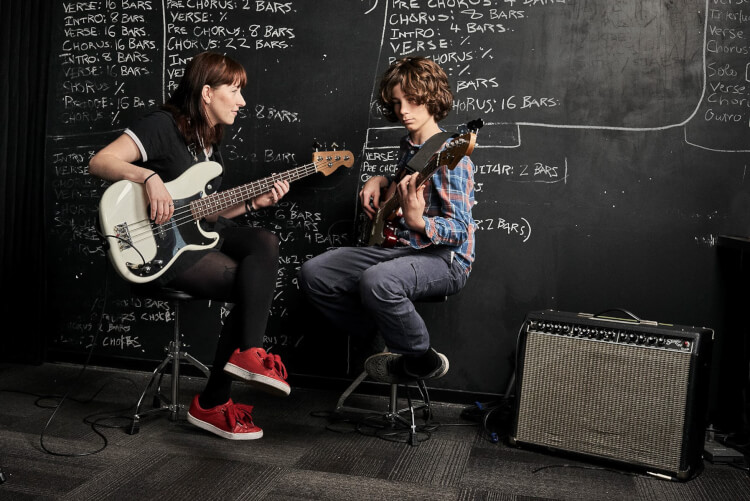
[45,1,750,417]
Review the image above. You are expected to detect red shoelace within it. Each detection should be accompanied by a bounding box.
[224,401,256,429]
[262,352,288,380]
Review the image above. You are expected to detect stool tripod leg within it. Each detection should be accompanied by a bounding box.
[168,300,183,421]
[165,301,212,420]
[179,351,210,377]
[389,383,398,415]
[129,354,173,434]
[406,390,418,446]
[169,339,180,421]
[334,370,369,415]
[416,379,432,421]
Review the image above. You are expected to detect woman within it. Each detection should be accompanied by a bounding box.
[90,52,290,440]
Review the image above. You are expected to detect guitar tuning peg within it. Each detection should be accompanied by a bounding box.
[466,118,484,132]
[312,140,322,150]
[331,142,339,150]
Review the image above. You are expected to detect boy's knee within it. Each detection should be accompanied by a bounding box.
[298,260,315,291]
[299,257,329,295]
[360,269,401,307]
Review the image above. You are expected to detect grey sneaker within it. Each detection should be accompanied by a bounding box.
[365,349,449,383]
[364,352,410,384]
[404,348,450,380]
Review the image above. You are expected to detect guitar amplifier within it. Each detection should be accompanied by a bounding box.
[509,309,713,481]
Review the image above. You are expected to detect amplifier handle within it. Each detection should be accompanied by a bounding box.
[588,308,658,326]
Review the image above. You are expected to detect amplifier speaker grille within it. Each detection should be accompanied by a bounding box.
[510,310,712,480]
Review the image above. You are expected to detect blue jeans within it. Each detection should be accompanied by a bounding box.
[298,245,467,354]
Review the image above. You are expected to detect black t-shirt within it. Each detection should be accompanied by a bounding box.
[124,109,227,284]
[125,109,223,184]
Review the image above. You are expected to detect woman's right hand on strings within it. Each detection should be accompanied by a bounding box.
[144,173,174,225]
[359,175,389,220]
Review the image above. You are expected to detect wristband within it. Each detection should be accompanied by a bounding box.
[143,172,158,184]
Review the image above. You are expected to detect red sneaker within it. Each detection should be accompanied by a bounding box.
[186,395,263,440]
[224,347,291,397]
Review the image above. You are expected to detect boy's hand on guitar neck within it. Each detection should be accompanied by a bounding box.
[397,173,426,235]
[359,172,427,237]
[359,175,389,220]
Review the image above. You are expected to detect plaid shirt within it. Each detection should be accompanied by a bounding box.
[393,134,476,275]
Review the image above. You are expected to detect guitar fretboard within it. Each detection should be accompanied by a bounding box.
[189,163,319,220]
[375,138,467,224]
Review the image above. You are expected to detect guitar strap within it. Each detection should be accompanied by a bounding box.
[402,131,455,176]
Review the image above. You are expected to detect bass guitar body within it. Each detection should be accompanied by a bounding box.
[99,161,223,284]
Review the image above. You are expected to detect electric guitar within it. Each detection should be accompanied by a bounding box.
[363,129,478,247]
[99,150,354,283]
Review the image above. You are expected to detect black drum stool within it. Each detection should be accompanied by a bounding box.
[333,294,450,446]
[128,285,210,434]
[335,365,433,446]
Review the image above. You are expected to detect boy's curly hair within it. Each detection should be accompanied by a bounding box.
[378,57,453,123]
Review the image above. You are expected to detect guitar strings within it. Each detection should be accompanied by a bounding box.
[118,137,455,252]
[124,163,318,246]
[117,159,330,251]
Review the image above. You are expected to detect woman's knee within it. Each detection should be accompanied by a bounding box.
[223,226,279,260]
[255,228,280,258]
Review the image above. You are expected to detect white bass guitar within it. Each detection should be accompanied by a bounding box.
[99,150,353,283]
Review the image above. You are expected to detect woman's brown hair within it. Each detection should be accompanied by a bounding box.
[378,56,453,123]
[163,51,247,147]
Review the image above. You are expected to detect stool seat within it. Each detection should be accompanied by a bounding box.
[128,285,210,434]
[130,285,196,302]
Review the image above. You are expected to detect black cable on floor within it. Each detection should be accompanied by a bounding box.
[36,257,123,457]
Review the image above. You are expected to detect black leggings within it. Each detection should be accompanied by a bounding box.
[168,226,279,407]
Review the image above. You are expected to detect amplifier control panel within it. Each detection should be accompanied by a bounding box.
[525,314,702,354]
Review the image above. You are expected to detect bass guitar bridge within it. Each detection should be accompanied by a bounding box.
[113,222,133,251]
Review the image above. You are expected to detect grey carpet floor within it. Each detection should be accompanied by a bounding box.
[0,362,748,500]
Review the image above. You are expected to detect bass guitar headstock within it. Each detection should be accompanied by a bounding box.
[312,145,354,175]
